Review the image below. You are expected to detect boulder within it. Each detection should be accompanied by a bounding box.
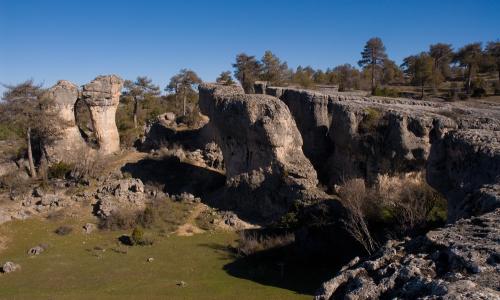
[43,80,89,163]
[1,261,21,273]
[27,245,45,256]
[94,178,146,218]
[83,223,96,234]
[199,83,326,220]
[315,208,500,300]
[82,75,124,155]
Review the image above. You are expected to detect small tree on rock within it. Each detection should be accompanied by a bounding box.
[216,71,235,85]
[166,69,202,116]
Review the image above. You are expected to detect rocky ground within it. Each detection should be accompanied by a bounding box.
[315,208,500,300]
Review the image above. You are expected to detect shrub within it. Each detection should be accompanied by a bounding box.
[373,87,400,97]
[131,227,144,245]
[136,206,155,228]
[337,179,377,254]
[54,225,73,236]
[359,107,383,133]
[48,162,73,179]
[236,231,295,257]
[69,154,102,182]
[99,211,138,230]
[374,172,447,233]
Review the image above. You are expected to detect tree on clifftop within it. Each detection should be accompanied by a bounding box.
[429,43,454,89]
[358,37,388,95]
[453,43,483,94]
[123,76,160,128]
[166,69,202,116]
[402,53,434,98]
[216,71,235,85]
[259,50,290,86]
[233,53,261,93]
[485,41,500,88]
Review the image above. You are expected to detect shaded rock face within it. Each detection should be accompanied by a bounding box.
[326,101,456,184]
[43,80,89,163]
[265,87,462,184]
[82,75,124,155]
[315,208,500,300]
[199,83,323,220]
[264,87,500,220]
[428,129,500,222]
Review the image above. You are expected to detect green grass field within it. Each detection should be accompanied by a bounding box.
[0,217,310,300]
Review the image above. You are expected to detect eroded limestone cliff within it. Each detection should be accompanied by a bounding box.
[199,83,327,220]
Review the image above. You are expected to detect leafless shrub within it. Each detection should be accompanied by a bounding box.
[337,179,377,254]
[98,210,139,230]
[236,231,295,257]
[376,173,446,234]
[155,144,187,162]
[70,153,103,182]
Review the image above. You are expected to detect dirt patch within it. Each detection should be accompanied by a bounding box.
[175,203,206,236]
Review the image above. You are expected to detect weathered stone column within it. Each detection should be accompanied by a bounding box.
[44,80,89,163]
[82,75,123,155]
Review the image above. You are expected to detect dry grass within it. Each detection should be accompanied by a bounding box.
[236,231,295,257]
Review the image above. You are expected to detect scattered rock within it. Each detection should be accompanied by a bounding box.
[176,281,187,287]
[83,223,96,234]
[27,245,46,256]
[1,261,20,273]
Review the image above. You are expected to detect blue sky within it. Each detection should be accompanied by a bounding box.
[1,0,499,94]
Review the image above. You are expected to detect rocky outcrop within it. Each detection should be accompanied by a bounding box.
[82,75,124,155]
[428,129,500,222]
[43,80,89,163]
[264,87,500,187]
[94,178,146,218]
[315,208,500,300]
[199,83,325,220]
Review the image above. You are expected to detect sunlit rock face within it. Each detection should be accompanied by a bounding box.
[82,75,124,155]
[43,80,89,163]
[199,83,326,220]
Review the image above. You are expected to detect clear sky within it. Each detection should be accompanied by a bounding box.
[1,0,499,94]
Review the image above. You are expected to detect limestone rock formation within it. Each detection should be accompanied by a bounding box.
[94,178,146,218]
[199,83,325,220]
[82,75,124,155]
[428,129,500,222]
[264,86,500,186]
[43,80,89,163]
[315,208,500,300]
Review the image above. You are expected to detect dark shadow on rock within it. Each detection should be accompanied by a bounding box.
[139,124,211,152]
[121,156,225,198]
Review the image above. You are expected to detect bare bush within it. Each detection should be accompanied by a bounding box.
[337,179,377,254]
[236,231,295,256]
[69,153,104,182]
